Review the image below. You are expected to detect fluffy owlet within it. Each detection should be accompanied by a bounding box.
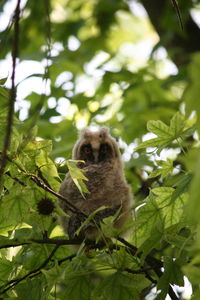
[59,127,133,240]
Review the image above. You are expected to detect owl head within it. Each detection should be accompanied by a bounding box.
[72,127,121,165]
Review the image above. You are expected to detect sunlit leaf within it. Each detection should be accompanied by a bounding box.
[152,187,187,228]
[147,120,171,138]
[136,137,169,150]
[169,112,185,137]
[66,160,89,197]
[148,159,173,179]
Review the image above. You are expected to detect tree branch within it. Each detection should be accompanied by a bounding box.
[0,0,21,182]
[124,267,157,284]
[6,171,27,186]
[0,236,179,298]
[0,237,156,295]
[0,237,106,250]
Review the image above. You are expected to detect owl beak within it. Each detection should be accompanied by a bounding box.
[93,149,99,163]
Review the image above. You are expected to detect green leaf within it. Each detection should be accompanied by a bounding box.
[42,263,65,290]
[147,120,171,138]
[135,187,187,247]
[0,86,9,99]
[16,243,57,271]
[35,150,58,178]
[0,77,7,85]
[188,154,200,223]
[61,273,92,300]
[0,258,14,283]
[152,187,175,202]
[137,112,193,154]
[183,254,200,285]
[3,174,14,190]
[171,173,193,202]
[158,257,184,299]
[165,231,193,250]
[136,137,169,150]
[15,278,47,300]
[0,186,35,231]
[134,196,163,247]
[152,187,187,228]
[75,205,108,237]
[100,215,118,239]
[138,220,164,260]
[23,136,53,155]
[67,160,89,197]
[94,271,141,300]
[66,160,88,181]
[35,150,60,190]
[169,112,185,137]
[149,159,173,179]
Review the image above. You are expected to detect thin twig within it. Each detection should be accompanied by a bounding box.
[0,242,29,250]
[37,167,52,188]
[124,267,157,284]
[0,0,21,182]
[57,253,76,265]
[171,0,184,30]
[123,267,152,274]
[6,171,27,186]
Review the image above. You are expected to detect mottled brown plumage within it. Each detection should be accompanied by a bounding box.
[59,127,133,240]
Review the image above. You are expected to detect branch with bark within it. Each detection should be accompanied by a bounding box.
[0,236,179,299]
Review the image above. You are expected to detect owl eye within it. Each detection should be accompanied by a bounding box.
[82,144,92,154]
[100,143,109,153]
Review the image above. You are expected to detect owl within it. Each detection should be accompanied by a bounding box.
[59,127,133,241]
